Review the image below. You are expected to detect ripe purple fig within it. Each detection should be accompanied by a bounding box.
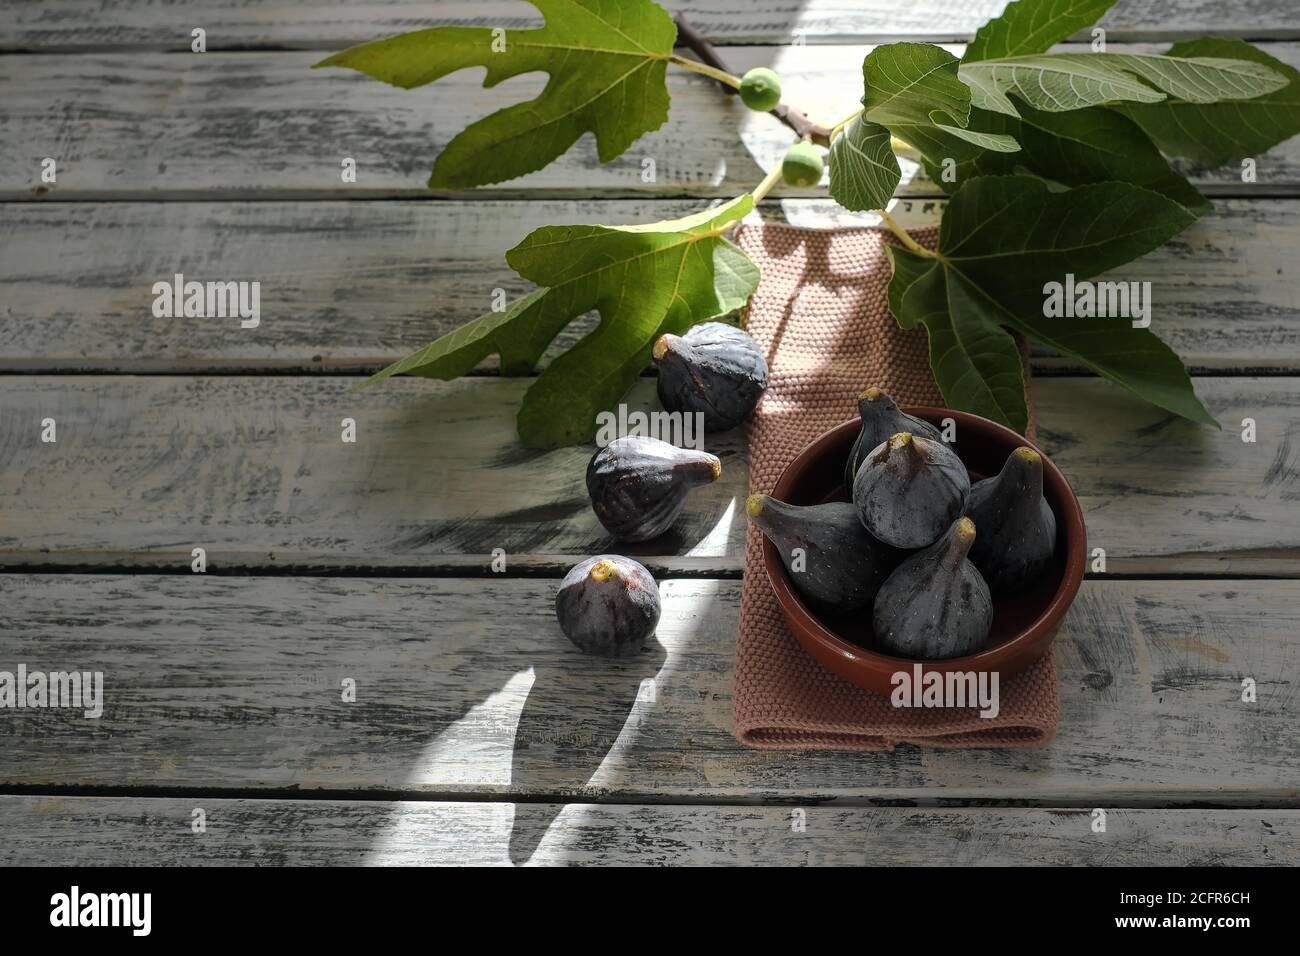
[843,387,943,489]
[853,431,970,549]
[555,555,660,657]
[653,322,769,432]
[967,446,1058,593]
[746,494,900,613]
[872,517,993,660]
[586,436,721,542]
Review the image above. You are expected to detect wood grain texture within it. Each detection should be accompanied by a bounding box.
[1,797,1293,866]
[1,376,1297,572]
[1,198,1297,373]
[0,198,936,373]
[4,44,1299,201]
[2,0,1296,50]
[0,376,749,567]
[0,577,1296,803]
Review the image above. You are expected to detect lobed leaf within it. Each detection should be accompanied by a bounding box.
[862,43,972,129]
[857,43,1018,178]
[1102,53,1288,103]
[929,112,1021,152]
[886,176,1216,431]
[959,51,1287,118]
[947,104,1211,214]
[964,0,1119,62]
[1116,39,1300,165]
[959,54,1166,116]
[361,196,761,448]
[315,0,676,188]
[887,246,1029,431]
[827,117,902,211]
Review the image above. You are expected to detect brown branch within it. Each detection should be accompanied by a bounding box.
[772,104,832,148]
[672,12,737,91]
[672,12,831,148]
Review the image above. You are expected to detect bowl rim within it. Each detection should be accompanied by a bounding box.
[762,406,1087,674]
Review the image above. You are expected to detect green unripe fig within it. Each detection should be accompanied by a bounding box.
[781,142,824,187]
[739,67,782,111]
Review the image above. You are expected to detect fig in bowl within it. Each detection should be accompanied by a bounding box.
[755,404,1086,695]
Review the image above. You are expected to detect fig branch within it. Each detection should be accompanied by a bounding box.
[671,13,922,252]
[671,12,831,146]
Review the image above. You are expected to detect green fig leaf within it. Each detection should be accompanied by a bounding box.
[861,43,973,130]
[951,104,1211,214]
[963,0,1119,62]
[886,246,1029,431]
[886,176,1216,430]
[959,52,1287,118]
[1100,53,1288,103]
[1116,39,1300,165]
[362,196,760,448]
[827,116,901,211]
[928,112,1021,152]
[315,0,675,188]
[857,43,1008,176]
[890,123,988,165]
[886,240,945,333]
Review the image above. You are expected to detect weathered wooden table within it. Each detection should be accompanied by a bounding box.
[2,1,1298,866]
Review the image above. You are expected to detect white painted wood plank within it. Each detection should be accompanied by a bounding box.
[1,199,1295,373]
[2,1,1296,50]
[0,578,1295,802]
[0,376,748,566]
[0,376,1296,572]
[4,44,1298,200]
[0,797,1292,866]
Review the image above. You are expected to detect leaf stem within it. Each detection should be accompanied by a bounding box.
[672,12,922,251]
[670,12,831,146]
[878,209,933,257]
[829,106,863,141]
[890,134,917,155]
[668,53,742,88]
[828,108,914,159]
[749,162,785,205]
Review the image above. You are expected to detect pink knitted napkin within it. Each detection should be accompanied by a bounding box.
[731,222,1060,751]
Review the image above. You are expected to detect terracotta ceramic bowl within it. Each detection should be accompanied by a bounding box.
[762,407,1086,695]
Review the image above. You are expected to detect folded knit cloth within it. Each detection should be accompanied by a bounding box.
[731,221,1059,751]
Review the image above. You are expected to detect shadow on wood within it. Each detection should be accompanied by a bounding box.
[507,639,668,865]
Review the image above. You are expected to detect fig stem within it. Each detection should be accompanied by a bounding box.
[879,210,935,258]
[749,161,786,204]
[671,12,832,146]
[667,53,742,89]
[673,11,925,249]
[828,109,914,158]
[829,107,863,141]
